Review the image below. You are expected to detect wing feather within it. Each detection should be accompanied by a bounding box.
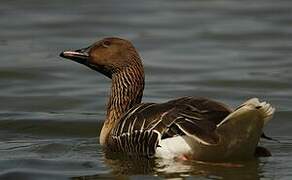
[108,97,231,157]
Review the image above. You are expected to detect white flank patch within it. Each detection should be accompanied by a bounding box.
[155,136,192,159]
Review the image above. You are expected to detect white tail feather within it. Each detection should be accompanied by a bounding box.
[243,98,260,105]
[239,98,275,125]
[258,101,275,124]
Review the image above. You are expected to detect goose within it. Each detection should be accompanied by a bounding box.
[60,37,275,161]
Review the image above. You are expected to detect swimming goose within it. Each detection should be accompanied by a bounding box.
[60,37,275,161]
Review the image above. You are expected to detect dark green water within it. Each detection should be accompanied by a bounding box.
[0,0,292,179]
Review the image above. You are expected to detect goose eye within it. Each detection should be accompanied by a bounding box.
[102,41,111,48]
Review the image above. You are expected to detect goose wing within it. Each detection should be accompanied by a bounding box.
[108,97,232,157]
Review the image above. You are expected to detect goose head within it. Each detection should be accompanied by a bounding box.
[60,37,142,78]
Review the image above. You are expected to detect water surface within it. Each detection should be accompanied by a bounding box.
[0,0,292,179]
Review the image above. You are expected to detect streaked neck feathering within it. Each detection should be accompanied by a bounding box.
[106,64,144,126]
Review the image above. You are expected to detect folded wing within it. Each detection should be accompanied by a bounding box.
[109,97,232,157]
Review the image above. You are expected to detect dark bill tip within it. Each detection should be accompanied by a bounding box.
[59,51,66,58]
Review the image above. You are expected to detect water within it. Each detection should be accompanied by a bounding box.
[0,0,292,179]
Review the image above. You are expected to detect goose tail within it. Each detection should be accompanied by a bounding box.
[216,98,275,140]
[258,100,275,125]
[214,98,275,159]
[241,98,275,125]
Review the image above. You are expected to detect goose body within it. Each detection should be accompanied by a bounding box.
[60,37,275,161]
[108,97,274,161]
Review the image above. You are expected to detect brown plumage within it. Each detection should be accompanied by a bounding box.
[60,37,275,161]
